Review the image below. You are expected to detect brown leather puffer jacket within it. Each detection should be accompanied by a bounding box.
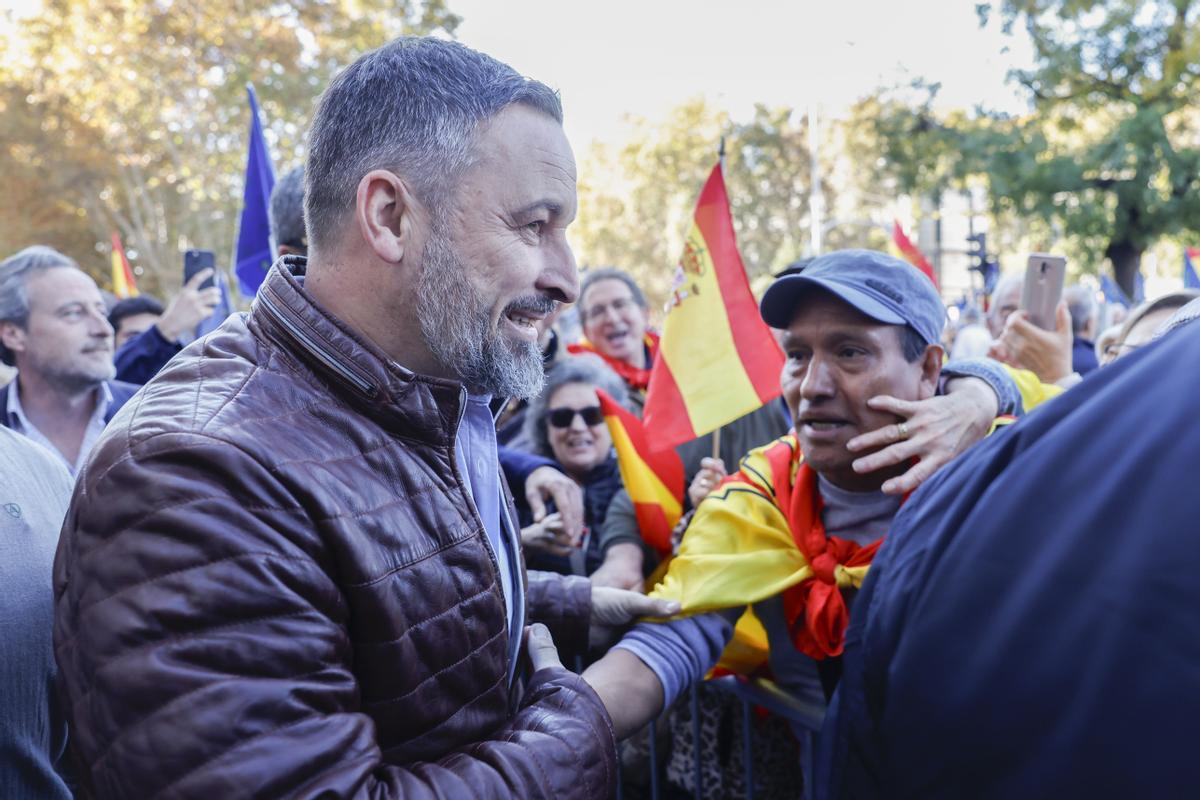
[53,260,616,799]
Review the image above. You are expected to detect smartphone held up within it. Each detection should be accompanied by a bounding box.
[1020,253,1067,331]
[183,249,217,291]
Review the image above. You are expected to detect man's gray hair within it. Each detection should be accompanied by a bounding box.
[988,275,1023,316]
[578,267,647,318]
[524,354,628,459]
[270,166,307,252]
[0,246,78,366]
[304,37,563,254]
[1064,285,1097,335]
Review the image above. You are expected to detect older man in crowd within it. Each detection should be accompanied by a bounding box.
[987,274,1023,339]
[270,165,309,259]
[0,246,139,475]
[1064,284,1100,375]
[583,250,1012,737]
[54,37,671,799]
[823,295,1200,799]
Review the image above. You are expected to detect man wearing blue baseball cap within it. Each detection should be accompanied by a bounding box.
[582,249,1020,745]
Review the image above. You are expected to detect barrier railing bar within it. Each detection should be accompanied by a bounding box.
[691,682,702,799]
[742,695,755,800]
[647,717,660,800]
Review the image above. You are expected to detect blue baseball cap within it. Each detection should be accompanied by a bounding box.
[759,249,946,345]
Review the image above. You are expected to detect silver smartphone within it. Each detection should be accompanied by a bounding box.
[1020,254,1067,330]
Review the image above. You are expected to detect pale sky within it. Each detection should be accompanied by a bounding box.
[2,0,1035,147]
[451,0,1036,148]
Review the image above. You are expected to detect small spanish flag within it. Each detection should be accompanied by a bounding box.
[597,390,683,559]
[641,163,785,451]
[891,220,938,288]
[110,232,139,298]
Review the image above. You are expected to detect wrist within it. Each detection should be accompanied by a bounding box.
[154,320,184,343]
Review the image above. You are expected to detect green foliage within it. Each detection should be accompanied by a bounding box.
[0,0,458,295]
[573,98,821,309]
[857,0,1200,295]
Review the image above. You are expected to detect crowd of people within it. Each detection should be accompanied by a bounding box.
[2,35,1198,800]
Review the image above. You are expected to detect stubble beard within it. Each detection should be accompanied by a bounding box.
[415,227,547,399]
[28,347,114,395]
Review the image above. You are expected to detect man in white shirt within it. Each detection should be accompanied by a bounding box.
[0,245,139,475]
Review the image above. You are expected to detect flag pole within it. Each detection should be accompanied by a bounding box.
[712,136,727,463]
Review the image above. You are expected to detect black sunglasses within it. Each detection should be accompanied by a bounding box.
[547,405,604,428]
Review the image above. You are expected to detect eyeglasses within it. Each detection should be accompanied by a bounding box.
[582,297,635,322]
[1103,342,1142,358]
[547,405,604,428]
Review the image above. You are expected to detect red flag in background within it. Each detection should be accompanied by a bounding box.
[110,231,139,298]
[641,163,785,451]
[892,220,938,287]
[597,390,684,560]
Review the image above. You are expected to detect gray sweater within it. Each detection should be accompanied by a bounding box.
[0,427,74,799]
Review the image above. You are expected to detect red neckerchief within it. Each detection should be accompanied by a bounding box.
[760,440,886,660]
[567,331,661,391]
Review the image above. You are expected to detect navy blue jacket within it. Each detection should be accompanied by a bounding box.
[822,319,1200,799]
[113,326,181,385]
[0,379,139,429]
[1072,335,1099,376]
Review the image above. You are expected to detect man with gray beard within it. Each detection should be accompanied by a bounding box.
[54,38,672,799]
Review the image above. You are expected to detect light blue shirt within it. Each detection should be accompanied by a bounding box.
[5,377,111,476]
[454,392,525,686]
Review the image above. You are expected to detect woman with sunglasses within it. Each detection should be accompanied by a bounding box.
[520,355,645,589]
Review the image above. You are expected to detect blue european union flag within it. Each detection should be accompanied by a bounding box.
[234,85,276,297]
[1184,248,1200,290]
[1100,275,1130,308]
[1134,271,1146,303]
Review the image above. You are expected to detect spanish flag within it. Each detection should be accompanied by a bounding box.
[597,390,683,560]
[641,163,785,452]
[891,220,938,287]
[110,232,139,298]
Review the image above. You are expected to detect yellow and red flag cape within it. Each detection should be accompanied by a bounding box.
[642,163,785,451]
[649,433,875,661]
[597,390,683,560]
[110,231,139,298]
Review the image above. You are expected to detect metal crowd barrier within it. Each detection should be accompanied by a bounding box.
[612,673,825,800]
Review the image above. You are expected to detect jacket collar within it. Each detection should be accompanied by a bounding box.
[250,256,466,450]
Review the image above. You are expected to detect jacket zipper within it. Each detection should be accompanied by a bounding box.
[258,291,377,397]
[265,288,522,692]
[448,390,522,691]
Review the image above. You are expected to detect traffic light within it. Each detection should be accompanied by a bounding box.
[966,233,999,294]
[967,233,988,272]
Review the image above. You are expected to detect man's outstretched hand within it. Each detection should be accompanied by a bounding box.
[525,466,585,546]
[523,623,563,674]
[589,586,680,649]
[847,377,998,495]
[989,301,1073,384]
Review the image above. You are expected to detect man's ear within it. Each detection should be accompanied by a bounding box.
[0,321,26,360]
[918,343,944,400]
[354,169,426,265]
